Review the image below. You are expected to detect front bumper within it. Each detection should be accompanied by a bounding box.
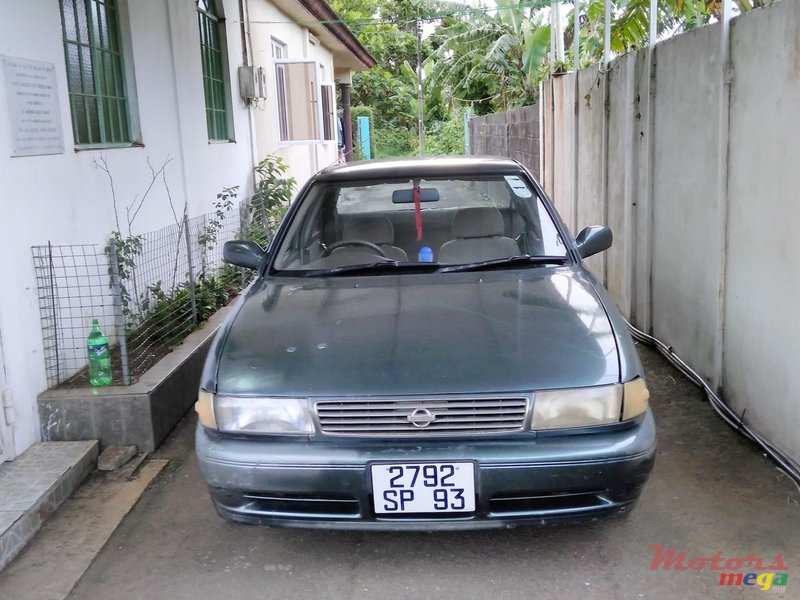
[196,409,656,530]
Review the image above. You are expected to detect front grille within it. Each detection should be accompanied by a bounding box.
[489,491,610,515]
[315,396,529,436]
[242,492,360,517]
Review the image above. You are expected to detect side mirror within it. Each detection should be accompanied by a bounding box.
[223,240,265,270]
[575,226,613,259]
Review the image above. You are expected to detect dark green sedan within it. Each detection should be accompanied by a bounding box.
[195,157,655,529]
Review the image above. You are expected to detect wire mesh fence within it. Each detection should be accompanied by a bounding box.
[32,244,118,387]
[32,199,271,388]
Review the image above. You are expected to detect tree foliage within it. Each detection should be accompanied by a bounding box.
[330,0,773,158]
[428,1,551,114]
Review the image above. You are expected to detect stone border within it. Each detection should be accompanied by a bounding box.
[37,306,232,452]
[0,441,98,571]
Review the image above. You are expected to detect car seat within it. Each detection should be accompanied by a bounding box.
[341,215,409,261]
[438,207,519,264]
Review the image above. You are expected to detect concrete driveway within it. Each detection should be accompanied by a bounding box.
[66,345,799,599]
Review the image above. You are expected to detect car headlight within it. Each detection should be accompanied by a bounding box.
[195,390,217,429]
[621,378,650,421]
[195,392,313,434]
[531,378,649,430]
[532,384,622,430]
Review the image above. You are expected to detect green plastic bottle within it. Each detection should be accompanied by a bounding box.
[87,319,112,386]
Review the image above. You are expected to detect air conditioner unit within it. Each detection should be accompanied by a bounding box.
[255,66,267,99]
[238,66,267,100]
[238,65,255,100]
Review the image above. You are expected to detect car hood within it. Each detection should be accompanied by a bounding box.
[214,268,619,396]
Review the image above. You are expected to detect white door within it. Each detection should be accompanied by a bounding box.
[0,328,14,463]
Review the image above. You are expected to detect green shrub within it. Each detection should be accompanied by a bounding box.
[425,109,466,156]
[374,127,415,158]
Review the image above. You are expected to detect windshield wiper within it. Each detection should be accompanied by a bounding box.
[440,255,567,273]
[305,261,441,277]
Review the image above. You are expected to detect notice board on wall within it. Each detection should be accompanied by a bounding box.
[1,55,64,157]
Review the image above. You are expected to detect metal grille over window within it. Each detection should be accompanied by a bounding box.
[316,397,529,436]
[197,0,231,141]
[59,0,131,146]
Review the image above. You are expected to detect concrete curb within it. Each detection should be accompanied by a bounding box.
[0,441,98,572]
[0,458,168,600]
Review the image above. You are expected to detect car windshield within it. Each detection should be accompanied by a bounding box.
[272,174,567,273]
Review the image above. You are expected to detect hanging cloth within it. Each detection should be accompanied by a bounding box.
[412,181,423,242]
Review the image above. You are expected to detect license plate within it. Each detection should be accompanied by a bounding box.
[370,462,476,514]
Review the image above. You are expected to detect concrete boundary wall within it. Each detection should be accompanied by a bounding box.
[540,0,800,467]
[723,3,800,466]
[469,107,540,180]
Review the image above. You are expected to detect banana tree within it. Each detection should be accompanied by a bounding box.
[428,0,551,111]
[574,0,772,63]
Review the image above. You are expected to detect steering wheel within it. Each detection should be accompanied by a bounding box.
[322,240,388,258]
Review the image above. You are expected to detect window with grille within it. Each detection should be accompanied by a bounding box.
[59,0,132,146]
[197,0,232,141]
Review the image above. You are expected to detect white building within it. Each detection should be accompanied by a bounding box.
[0,0,374,461]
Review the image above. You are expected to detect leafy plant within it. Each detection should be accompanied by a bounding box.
[105,231,143,315]
[374,127,416,159]
[217,261,246,294]
[247,155,296,246]
[425,108,466,156]
[99,156,178,321]
[198,186,239,252]
[131,281,193,346]
[127,271,237,352]
[197,185,239,275]
[194,273,232,322]
[428,2,551,112]
[99,159,292,383]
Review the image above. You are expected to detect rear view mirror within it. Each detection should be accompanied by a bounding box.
[391,188,440,203]
[223,240,265,270]
[575,226,613,259]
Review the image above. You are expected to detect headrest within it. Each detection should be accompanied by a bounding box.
[343,215,394,244]
[452,207,505,238]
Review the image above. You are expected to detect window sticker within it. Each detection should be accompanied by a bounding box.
[504,176,533,198]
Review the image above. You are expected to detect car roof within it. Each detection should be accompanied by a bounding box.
[314,156,525,183]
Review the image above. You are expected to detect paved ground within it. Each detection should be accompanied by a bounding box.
[67,345,799,600]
